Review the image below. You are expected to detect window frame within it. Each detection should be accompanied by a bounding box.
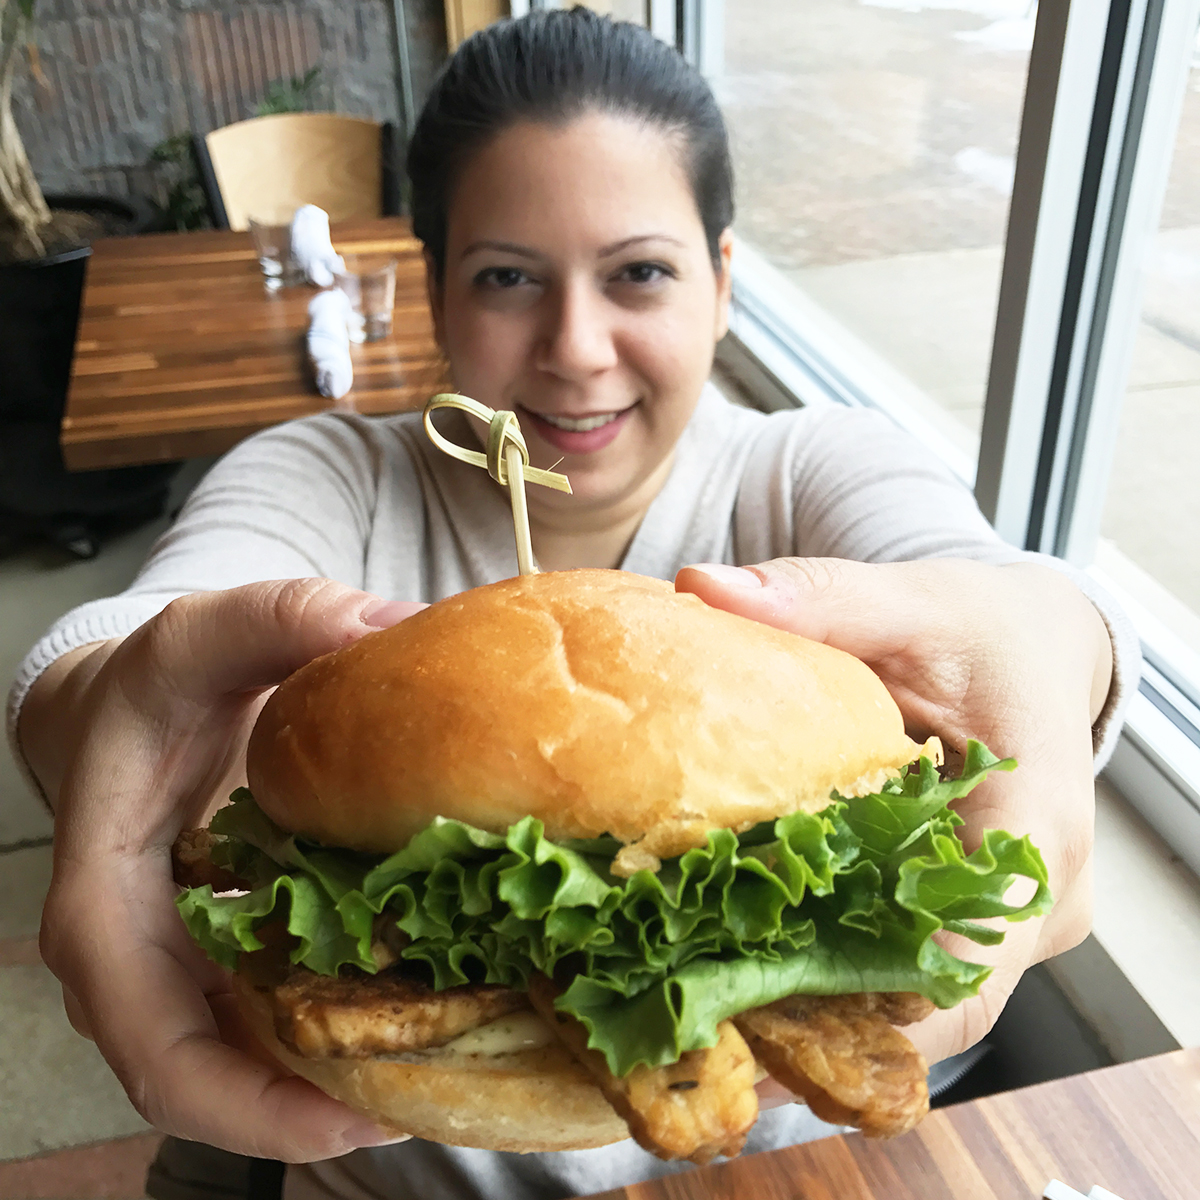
[693,0,1200,869]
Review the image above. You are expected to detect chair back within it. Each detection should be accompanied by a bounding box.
[201,113,386,232]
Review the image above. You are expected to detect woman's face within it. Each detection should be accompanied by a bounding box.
[429,111,732,517]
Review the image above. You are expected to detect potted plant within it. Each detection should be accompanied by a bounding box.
[0,0,177,559]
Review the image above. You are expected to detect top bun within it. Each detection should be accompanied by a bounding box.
[247,570,920,864]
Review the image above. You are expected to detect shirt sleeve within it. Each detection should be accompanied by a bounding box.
[735,405,1141,772]
[5,413,385,799]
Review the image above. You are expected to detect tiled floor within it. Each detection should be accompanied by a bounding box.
[0,1134,163,1200]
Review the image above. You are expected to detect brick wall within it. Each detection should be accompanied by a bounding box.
[13,0,448,201]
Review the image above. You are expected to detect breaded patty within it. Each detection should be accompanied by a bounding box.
[268,964,532,1059]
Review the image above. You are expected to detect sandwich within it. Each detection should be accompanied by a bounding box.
[173,569,1050,1162]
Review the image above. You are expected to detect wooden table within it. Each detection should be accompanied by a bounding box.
[584,1049,1200,1200]
[62,218,449,470]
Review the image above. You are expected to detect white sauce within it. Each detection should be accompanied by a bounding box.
[437,1011,556,1057]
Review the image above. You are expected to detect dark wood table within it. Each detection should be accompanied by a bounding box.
[62,218,449,470]
[584,1049,1200,1200]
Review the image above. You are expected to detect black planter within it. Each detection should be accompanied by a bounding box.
[0,193,180,559]
[0,242,89,424]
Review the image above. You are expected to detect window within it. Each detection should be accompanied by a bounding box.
[1095,63,1200,662]
[719,0,1035,458]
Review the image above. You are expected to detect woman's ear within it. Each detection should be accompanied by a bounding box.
[423,249,447,352]
[714,228,734,342]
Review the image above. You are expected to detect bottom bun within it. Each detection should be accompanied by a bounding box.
[233,972,631,1152]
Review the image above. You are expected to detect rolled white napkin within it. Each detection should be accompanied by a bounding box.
[307,288,354,400]
[290,204,345,288]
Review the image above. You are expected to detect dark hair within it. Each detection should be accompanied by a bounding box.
[406,7,734,280]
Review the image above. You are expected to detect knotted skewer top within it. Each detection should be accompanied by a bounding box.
[423,393,572,575]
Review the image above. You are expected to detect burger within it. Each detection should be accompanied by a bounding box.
[173,569,1050,1163]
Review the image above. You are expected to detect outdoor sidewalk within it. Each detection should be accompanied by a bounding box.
[792,231,1200,631]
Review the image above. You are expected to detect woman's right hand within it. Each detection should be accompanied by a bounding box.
[26,578,424,1161]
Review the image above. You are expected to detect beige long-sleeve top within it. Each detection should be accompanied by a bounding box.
[8,386,1137,767]
[6,386,1139,1200]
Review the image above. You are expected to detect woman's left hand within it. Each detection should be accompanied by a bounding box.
[676,555,1112,1071]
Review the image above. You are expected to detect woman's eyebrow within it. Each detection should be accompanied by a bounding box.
[459,234,686,261]
[460,240,542,260]
[598,234,686,256]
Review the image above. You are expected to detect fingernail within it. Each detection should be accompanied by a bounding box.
[346,1120,412,1147]
[360,599,413,628]
[687,564,764,589]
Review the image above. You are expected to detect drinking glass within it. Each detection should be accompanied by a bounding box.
[335,256,397,341]
[248,217,303,289]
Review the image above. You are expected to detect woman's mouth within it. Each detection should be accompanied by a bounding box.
[519,404,636,455]
[537,412,622,433]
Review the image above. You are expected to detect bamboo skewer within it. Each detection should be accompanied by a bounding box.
[423,393,573,575]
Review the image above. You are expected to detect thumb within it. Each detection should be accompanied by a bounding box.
[675,558,935,662]
[55,580,426,852]
[123,577,427,703]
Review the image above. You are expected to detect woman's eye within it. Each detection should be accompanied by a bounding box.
[475,266,530,289]
[615,262,672,286]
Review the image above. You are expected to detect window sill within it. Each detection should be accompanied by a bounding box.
[1045,778,1200,1062]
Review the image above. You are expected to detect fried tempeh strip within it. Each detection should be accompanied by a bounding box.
[270,964,531,1058]
[872,991,936,1027]
[171,829,248,892]
[528,975,758,1165]
[734,993,929,1138]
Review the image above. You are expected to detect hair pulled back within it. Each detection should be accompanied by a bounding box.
[406,8,734,280]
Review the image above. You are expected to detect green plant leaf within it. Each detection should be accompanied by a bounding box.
[254,66,322,117]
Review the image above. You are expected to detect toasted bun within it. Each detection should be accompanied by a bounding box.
[247,569,919,857]
[233,972,629,1152]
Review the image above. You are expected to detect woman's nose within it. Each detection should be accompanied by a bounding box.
[537,281,619,380]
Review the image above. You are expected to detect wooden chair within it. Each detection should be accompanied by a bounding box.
[193,113,401,231]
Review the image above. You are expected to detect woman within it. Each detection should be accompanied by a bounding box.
[12,10,1132,1200]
